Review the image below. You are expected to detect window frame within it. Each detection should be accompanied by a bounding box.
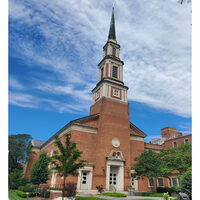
[148,178,154,187]
[173,141,177,147]
[112,66,118,79]
[112,47,116,56]
[101,67,104,80]
[184,138,189,144]
[157,178,164,187]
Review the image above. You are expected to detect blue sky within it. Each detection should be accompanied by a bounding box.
[8,0,192,142]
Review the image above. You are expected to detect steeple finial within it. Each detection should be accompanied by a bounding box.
[108,7,116,40]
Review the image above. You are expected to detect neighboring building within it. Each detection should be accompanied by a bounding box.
[24,8,191,194]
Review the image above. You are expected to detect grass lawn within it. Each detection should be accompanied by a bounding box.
[76,197,107,200]
[9,190,29,200]
[141,192,164,197]
[101,192,127,197]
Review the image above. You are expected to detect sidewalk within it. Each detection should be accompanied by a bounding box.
[77,193,164,200]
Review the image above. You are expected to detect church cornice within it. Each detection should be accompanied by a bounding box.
[92,78,128,93]
[98,55,124,67]
[103,40,120,49]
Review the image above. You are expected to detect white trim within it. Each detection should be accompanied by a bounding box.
[77,166,93,190]
[106,160,124,191]
[51,170,57,188]
[130,136,144,141]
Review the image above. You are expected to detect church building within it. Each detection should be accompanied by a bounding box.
[24,8,192,195]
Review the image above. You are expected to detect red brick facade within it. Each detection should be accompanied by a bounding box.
[24,9,192,194]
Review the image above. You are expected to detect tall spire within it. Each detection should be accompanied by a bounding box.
[108,7,116,40]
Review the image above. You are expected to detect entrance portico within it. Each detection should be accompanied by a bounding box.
[106,150,125,191]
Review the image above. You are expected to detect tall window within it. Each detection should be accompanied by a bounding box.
[173,142,177,148]
[172,178,178,186]
[131,174,135,186]
[149,178,154,187]
[157,178,164,187]
[112,47,116,56]
[101,67,104,80]
[112,66,118,79]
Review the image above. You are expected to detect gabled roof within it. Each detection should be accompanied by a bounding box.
[70,113,99,124]
[40,114,99,149]
[130,122,147,138]
[31,140,45,148]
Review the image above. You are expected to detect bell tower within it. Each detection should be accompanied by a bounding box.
[91,7,128,107]
[89,8,131,191]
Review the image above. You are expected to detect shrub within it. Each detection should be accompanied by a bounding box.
[44,190,50,198]
[30,152,50,185]
[163,192,170,200]
[18,185,25,192]
[39,184,50,197]
[157,187,174,195]
[96,185,104,193]
[171,186,181,194]
[24,183,38,193]
[21,178,30,186]
[28,192,36,197]
[180,169,192,199]
[16,190,27,198]
[63,182,77,197]
[9,169,23,189]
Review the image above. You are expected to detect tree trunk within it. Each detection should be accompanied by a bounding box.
[62,175,66,200]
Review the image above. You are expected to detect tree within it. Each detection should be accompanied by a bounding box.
[159,143,192,176]
[133,143,192,191]
[133,150,162,190]
[180,167,192,199]
[51,133,87,199]
[9,168,23,189]
[9,134,32,172]
[30,151,50,185]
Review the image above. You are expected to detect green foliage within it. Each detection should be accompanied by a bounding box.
[18,186,25,192]
[9,190,29,200]
[23,183,38,193]
[63,182,77,197]
[30,151,50,185]
[44,190,50,198]
[9,169,23,189]
[156,187,174,195]
[9,134,32,172]
[159,143,191,176]
[28,192,36,197]
[133,143,192,182]
[163,192,170,200]
[180,168,192,199]
[133,150,162,179]
[102,192,127,197]
[15,190,27,198]
[141,192,164,197]
[51,133,87,197]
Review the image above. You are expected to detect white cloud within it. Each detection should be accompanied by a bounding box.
[9,0,191,117]
[9,77,25,90]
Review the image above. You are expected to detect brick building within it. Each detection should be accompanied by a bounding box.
[24,8,191,193]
